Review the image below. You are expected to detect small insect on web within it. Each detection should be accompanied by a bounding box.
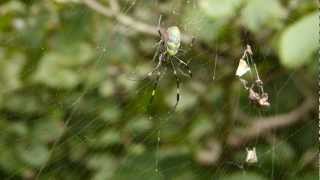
[246,147,258,164]
[147,15,193,110]
[236,45,270,107]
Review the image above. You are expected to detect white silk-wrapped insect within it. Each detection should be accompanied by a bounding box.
[246,147,258,164]
[236,58,250,77]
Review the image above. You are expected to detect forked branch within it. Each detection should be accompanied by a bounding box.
[227,97,315,147]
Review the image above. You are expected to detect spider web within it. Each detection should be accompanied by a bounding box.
[0,0,316,180]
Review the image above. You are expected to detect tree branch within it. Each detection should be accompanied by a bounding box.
[83,0,192,43]
[227,97,315,148]
[109,0,120,12]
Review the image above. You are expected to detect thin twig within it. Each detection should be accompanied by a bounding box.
[83,0,192,43]
[83,0,115,17]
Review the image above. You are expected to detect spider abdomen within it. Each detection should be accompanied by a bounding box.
[166,26,181,56]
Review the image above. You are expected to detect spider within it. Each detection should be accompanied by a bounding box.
[147,16,192,109]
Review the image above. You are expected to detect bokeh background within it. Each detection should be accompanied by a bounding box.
[0,0,317,179]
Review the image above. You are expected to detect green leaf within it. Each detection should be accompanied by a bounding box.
[99,80,116,97]
[279,12,318,68]
[16,143,49,167]
[32,118,64,143]
[100,104,121,123]
[188,117,212,142]
[127,144,146,156]
[54,0,81,3]
[33,42,94,89]
[220,172,267,180]
[126,116,152,134]
[33,53,80,89]
[241,0,286,32]
[0,53,25,92]
[199,0,243,19]
[289,173,318,180]
[4,93,44,114]
[55,43,94,67]
[182,6,228,43]
[0,143,25,174]
[90,130,121,147]
[259,141,295,167]
[0,0,26,14]
[112,152,163,180]
[8,122,28,137]
[87,154,118,180]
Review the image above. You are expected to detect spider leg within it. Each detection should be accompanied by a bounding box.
[170,58,181,109]
[153,40,161,49]
[147,70,162,110]
[148,43,166,76]
[148,56,162,76]
[151,41,162,62]
[173,56,192,78]
[158,14,162,29]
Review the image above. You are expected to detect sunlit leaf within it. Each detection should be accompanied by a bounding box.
[182,6,228,43]
[91,130,121,147]
[279,12,318,68]
[87,154,118,180]
[199,0,243,19]
[241,0,286,32]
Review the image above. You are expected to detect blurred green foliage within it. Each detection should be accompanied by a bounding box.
[0,0,317,179]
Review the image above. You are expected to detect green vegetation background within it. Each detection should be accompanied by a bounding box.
[0,0,317,179]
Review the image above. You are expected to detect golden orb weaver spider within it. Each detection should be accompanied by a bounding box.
[147,16,192,110]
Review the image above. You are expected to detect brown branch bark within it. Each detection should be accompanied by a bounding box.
[83,0,192,43]
[227,97,315,148]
